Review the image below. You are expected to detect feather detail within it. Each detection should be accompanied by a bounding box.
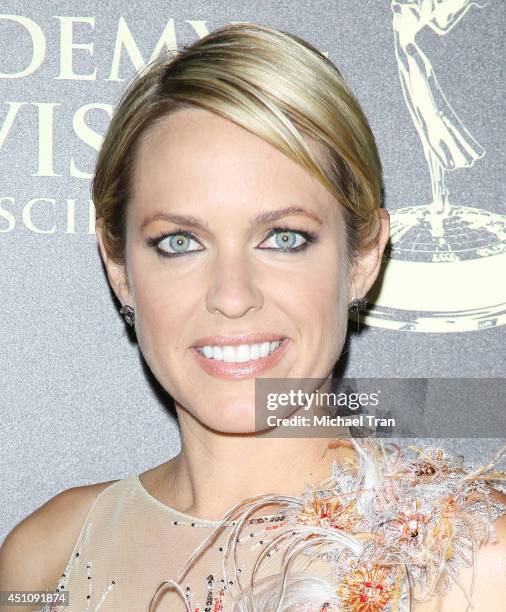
[148,439,506,611]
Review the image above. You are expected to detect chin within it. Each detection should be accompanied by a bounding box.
[196,400,259,434]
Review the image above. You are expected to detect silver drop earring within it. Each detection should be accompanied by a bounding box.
[348,297,368,332]
[120,305,135,326]
[348,297,368,313]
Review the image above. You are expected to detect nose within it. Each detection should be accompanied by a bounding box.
[205,250,264,318]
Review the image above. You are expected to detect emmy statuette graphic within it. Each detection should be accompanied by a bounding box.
[351,0,506,332]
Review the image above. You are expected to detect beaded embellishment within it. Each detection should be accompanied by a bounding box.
[35,521,118,612]
[152,510,291,611]
[149,439,506,611]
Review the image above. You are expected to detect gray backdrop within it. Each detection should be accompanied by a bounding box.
[1,0,505,543]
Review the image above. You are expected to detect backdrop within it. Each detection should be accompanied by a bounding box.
[1,0,505,543]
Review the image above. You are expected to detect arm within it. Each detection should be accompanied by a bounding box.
[0,482,115,611]
[428,490,506,611]
[468,506,506,609]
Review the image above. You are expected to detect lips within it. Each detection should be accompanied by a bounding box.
[190,337,290,380]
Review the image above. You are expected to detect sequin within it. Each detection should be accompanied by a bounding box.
[35,440,506,611]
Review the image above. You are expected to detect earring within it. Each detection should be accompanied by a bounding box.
[348,297,368,333]
[120,304,135,326]
[348,297,368,312]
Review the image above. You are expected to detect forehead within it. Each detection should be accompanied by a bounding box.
[130,107,342,225]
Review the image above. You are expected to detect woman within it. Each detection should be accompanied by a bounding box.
[1,22,504,612]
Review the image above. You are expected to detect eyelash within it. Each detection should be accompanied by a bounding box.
[146,225,318,259]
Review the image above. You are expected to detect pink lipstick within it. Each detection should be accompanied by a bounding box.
[190,337,290,380]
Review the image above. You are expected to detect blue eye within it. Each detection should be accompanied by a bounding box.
[259,227,315,252]
[148,231,203,257]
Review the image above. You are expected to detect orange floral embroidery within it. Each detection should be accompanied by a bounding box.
[296,493,361,531]
[337,565,394,611]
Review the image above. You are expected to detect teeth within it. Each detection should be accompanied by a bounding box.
[198,340,283,363]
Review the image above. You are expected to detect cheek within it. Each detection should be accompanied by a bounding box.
[128,258,193,349]
[302,252,349,356]
[300,252,347,319]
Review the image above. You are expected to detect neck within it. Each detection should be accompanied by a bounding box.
[163,411,354,521]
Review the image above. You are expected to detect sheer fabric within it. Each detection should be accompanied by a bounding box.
[38,474,332,612]
[35,440,506,612]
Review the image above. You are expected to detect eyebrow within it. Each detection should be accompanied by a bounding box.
[141,206,323,231]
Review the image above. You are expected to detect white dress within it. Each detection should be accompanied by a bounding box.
[37,474,333,611]
[36,440,506,612]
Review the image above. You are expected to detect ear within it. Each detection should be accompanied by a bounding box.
[95,217,133,307]
[349,208,390,300]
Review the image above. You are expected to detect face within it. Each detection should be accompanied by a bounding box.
[99,108,378,433]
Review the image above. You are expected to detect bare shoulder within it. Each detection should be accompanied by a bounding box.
[416,489,506,611]
[0,478,119,607]
[465,490,506,605]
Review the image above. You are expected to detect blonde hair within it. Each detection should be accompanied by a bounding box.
[92,22,383,277]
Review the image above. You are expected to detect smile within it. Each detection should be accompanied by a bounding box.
[190,338,289,380]
[197,340,282,363]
